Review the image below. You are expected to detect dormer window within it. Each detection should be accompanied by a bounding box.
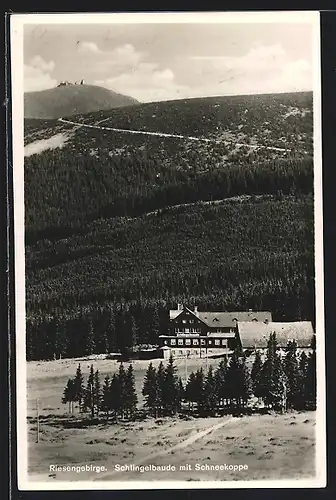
[213,318,219,322]
[232,318,238,323]
[252,318,258,322]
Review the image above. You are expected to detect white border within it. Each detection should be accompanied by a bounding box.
[11,11,326,491]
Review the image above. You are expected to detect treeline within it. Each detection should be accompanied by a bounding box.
[62,334,316,420]
[143,335,316,416]
[62,362,137,419]
[25,142,313,240]
[26,198,315,361]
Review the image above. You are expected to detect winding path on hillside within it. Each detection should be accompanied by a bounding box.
[57,117,291,153]
[94,416,235,482]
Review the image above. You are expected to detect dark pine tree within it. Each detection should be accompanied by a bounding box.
[102,375,111,417]
[110,372,121,420]
[177,377,185,412]
[62,378,76,413]
[93,369,102,416]
[85,317,96,356]
[194,368,205,414]
[118,362,127,419]
[305,335,316,409]
[83,364,95,417]
[204,365,217,414]
[124,364,138,419]
[142,362,159,417]
[185,371,197,412]
[215,357,228,409]
[156,361,166,415]
[162,355,179,415]
[283,340,300,410]
[226,348,252,410]
[259,333,286,411]
[73,363,84,412]
[251,350,264,402]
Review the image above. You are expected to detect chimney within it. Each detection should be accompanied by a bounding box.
[177,303,183,311]
[248,309,252,312]
[194,305,198,313]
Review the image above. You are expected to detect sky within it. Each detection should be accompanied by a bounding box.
[24,19,315,102]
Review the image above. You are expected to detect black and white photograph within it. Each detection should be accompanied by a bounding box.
[11,11,325,490]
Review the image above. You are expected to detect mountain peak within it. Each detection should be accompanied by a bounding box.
[24,84,139,119]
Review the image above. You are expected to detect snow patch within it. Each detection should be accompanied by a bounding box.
[24,133,69,157]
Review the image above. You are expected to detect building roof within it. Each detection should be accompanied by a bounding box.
[169,306,272,328]
[238,321,315,348]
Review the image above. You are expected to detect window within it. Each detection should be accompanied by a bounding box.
[179,350,183,355]
[171,339,176,345]
[185,339,191,345]
[201,339,206,345]
[221,340,227,346]
[193,339,199,345]
[164,340,168,345]
[182,320,187,324]
[178,339,184,345]
[185,328,189,333]
[215,339,220,345]
[208,340,212,345]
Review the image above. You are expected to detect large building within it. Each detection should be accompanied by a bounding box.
[159,304,272,357]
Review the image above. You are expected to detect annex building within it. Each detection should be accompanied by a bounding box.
[158,304,314,358]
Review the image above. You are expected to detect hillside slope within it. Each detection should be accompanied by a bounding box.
[23,92,315,360]
[24,84,138,119]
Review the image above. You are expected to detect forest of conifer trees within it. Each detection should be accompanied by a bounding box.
[61,334,316,421]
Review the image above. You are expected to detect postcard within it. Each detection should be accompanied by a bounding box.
[10,10,326,490]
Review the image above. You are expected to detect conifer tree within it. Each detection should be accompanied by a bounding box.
[142,362,158,417]
[156,361,166,415]
[215,357,228,408]
[83,364,95,417]
[74,363,84,412]
[118,362,127,418]
[204,365,217,414]
[102,374,111,417]
[110,372,121,420]
[149,307,160,345]
[185,371,197,411]
[283,340,300,409]
[305,335,316,409]
[177,377,185,412]
[125,364,138,418]
[251,350,264,401]
[194,368,205,414]
[85,317,96,356]
[106,309,116,353]
[162,355,179,415]
[259,333,285,410]
[226,349,252,409]
[62,378,76,413]
[298,350,308,408]
[93,369,101,416]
